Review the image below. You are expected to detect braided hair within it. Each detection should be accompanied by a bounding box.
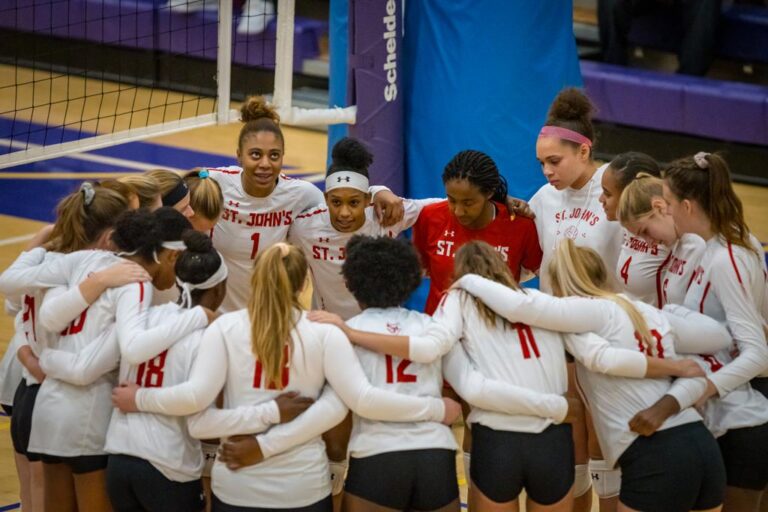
[442,150,508,203]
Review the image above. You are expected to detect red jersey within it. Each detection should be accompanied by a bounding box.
[412,201,543,314]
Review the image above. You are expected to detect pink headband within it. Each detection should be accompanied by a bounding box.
[538,126,592,147]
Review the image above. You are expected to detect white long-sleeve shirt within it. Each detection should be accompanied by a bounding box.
[8,250,207,456]
[288,198,441,320]
[684,235,768,393]
[617,229,670,307]
[135,310,445,508]
[660,234,706,306]
[529,164,623,293]
[454,274,719,466]
[209,168,325,312]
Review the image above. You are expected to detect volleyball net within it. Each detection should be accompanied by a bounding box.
[0,0,359,169]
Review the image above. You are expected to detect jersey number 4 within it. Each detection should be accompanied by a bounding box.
[620,256,632,285]
[136,350,169,388]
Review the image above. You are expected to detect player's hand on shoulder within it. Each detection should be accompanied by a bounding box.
[219,435,264,470]
[506,196,535,219]
[96,261,152,288]
[373,189,405,227]
[275,391,315,423]
[441,397,462,426]
[112,381,141,413]
[307,310,346,331]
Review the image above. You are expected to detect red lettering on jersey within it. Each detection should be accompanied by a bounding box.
[635,329,664,358]
[136,350,168,387]
[700,354,723,373]
[61,309,88,336]
[385,355,417,383]
[515,324,540,359]
[253,346,290,389]
[22,295,36,342]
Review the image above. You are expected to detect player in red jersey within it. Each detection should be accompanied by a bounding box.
[411,149,542,485]
[412,150,542,315]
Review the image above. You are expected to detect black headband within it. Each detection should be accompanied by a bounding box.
[162,180,189,206]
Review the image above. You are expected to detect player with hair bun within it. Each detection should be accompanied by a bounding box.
[206,97,404,313]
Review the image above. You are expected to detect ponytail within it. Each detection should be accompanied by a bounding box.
[442,150,508,203]
[664,152,755,255]
[248,243,307,389]
[119,175,161,209]
[617,173,665,225]
[454,241,522,330]
[608,152,661,190]
[47,182,129,254]
[548,239,654,352]
[185,169,223,221]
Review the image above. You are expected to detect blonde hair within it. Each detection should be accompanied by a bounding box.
[617,173,665,225]
[548,239,653,351]
[185,170,223,221]
[454,241,521,330]
[119,175,160,208]
[145,169,183,197]
[248,243,307,389]
[47,183,129,253]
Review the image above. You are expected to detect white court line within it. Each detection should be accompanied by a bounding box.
[0,233,35,247]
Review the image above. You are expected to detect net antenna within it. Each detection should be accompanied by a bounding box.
[0,0,354,169]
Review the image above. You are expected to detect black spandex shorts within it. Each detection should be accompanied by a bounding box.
[717,421,768,490]
[41,453,109,474]
[618,422,725,512]
[10,379,41,461]
[750,377,768,400]
[470,422,574,505]
[106,454,204,512]
[212,494,332,512]
[1,403,12,416]
[345,448,458,510]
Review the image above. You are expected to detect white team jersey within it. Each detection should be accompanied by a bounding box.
[573,301,702,467]
[530,164,623,293]
[616,229,670,306]
[22,251,206,456]
[453,275,704,466]
[106,303,205,482]
[660,234,706,307]
[434,291,568,434]
[289,198,440,320]
[209,168,324,312]
[0,316,25,406]
[135,311,445,508]
[690,351,768,438]
[684,235,768,391]
[346,307,455,457]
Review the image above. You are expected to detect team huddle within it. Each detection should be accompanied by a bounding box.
[0,89,766,512]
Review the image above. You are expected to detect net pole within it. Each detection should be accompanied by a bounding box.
[272,0,295,114]
[216,0,233,124]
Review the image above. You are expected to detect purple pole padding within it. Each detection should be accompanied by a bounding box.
[347,0,405,195]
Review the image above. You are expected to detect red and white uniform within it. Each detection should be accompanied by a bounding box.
[135,311,446,508]
[412,201,542,314]
[0,314,24,406]
[616,230,670,306]
[209,168,324,312]
[659,234,706,307]
[39,302,209,481]
[684,235,768,393]
[530,164,623,293]
[0,249,207,456]
[454,274,731,466]
[289,199,440,320]
[344,308,456,457]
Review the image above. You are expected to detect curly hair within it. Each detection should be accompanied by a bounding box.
[342,235,422,308]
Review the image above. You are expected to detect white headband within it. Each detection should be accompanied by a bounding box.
[177,252,229,308]
[162,240,187,251]
[325,171,369,193]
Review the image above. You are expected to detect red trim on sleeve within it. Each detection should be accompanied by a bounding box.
[727,242,744,285]
[655,252,673,308]
[138,282,145,305]
[210,167,241,175]
[699,282,711,313]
